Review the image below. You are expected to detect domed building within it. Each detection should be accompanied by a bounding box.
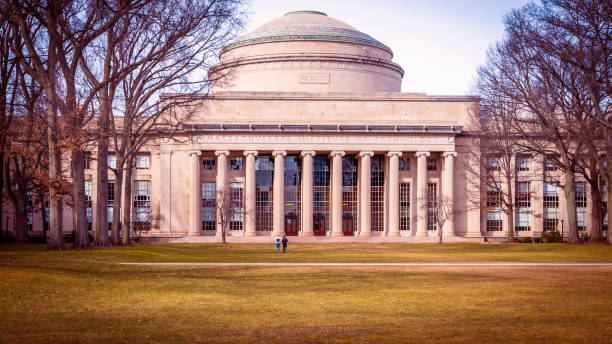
[19,11,567,242]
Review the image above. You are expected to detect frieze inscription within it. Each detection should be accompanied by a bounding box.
[298,73,330,84]
[191,134,453,145]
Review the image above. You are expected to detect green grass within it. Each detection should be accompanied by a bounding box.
[1,243,611,343]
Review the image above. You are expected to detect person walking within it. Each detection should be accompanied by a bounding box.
[275,235,282,253]
[282,235,288,253]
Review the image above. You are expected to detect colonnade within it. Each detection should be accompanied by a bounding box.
[189,149,457,237]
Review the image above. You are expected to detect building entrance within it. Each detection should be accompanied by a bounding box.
[313,215,326,236]
[342,214,354,236]
[285,215,298,236]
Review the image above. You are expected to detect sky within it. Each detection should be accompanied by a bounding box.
[239,0,533,95]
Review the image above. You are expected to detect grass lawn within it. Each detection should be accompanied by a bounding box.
[1,243,612,343]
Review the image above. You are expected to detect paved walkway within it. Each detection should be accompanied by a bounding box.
[120,262,612,267]
[170,235,476,243]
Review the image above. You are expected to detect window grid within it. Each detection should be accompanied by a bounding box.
[202,182,216,230]
[230,157,243,171]
[516,155,530,171]
[85,153,92,169]
[544,158,557,171]
[284,156,302,234]
[107,181,115,226]
[256,156,274,231]
[487,210,503,231]
[85,181,92,230]
[399,158,410,171]
[427,158,437,171]
[26,191,33,231]
[135,154,149,169]
[427,183,438,230]
[108,154,116,169]
[371,155,385,232]
[575,181,587,231]
[543,182,559,231]
[229,182,244,230]
[202,157,215,170]
[487,156,501,171]
[399,183,410,231]
[133,181,151,231]
[342,155,358,235]
[515,181,531,231]
[313,156,330,235]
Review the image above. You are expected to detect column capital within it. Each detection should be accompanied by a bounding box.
[243,150,258,157]
[214,150,230,157]
[272,150,287,157]
[329,151,345,158]
[188,150,201,156]
[443,151,458,158]
[358,151,374,157]
[300,150,316,157]
[387,151,403,157]
[415,151,431,158]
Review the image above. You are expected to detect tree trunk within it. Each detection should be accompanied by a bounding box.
[607,153,612,245]
[71,149,90,249]
[93,97,111,246]
[13,193,28,243]
[0,151,3,237]
[121,161,132,245]
[47,146,64,250]
[589,180,603,242]
[562,170,579,244]
[40,190,48,243]
[111,158,124,245]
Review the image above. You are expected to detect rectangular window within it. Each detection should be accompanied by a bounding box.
[371,155,385,231]
[575,182,587,231]
[313,156,330,235]
[399,158,410,171]
[544,158,557,171]
[230,157,243,171]
[399,183,410,231]
[516,155,530,171]
[487,156,501,171]
[202,182,216,230]
[487,210,503,231]
[515,181,531,231]
[202,157,215,170]
[85,181,92,230]
[543,182,559,231]
[26,191,33,231]
[427,158,437,171]
[107,180,115,225]
[341,155,357,235]
[229,182,244,230]
[133,181,151,231]
[427,183,437,230]
[108,154,116,169]
[135,154,150,169]
[256,156,274,231]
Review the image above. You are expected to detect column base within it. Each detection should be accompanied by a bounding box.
[330,231,343,237]
[359,231,372,237]
[301,231,314,236]
[387,231,401,237]
[443,232,457,237]
[415,231,429,237]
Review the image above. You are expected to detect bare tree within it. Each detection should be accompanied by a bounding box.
[215,185,251,244]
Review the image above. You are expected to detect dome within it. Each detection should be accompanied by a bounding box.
[211,11,404,93]
[224,11,393,55]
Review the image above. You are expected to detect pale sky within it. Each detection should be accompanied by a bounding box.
[240,0,533,95]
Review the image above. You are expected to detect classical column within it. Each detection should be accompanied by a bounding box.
[359,151,374,236]
[159,151,172,233]
[150,149,161,231]
[443,152,457,237]
[272,151,286,236]
[415,151,430,237]
[330,151,345,236]
[300,151,316,236]
[388,152,402,236]
[243,151,258,237]
[215,150,229,237]
[188,150,201,236]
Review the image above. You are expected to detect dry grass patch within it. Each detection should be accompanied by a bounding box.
[1,243,611,343]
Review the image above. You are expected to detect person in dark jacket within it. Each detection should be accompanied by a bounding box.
[282,235,288,253]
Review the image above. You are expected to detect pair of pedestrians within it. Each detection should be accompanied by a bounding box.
[274,235,288,253]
